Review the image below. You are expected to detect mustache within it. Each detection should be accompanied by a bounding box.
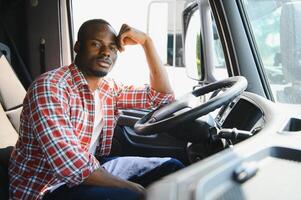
[95,56,112,65]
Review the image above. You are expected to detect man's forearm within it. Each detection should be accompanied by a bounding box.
[84,167,129,187]
[142,37,173,94]
[117,24,173,94]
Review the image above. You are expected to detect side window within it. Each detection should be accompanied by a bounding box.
[71,0,228,98]
[147,0,197,98]
[148,0,185,68]
[71,0,167,87]
[243,0,301,104]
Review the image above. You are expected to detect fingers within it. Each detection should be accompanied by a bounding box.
[117,24,148,52]
[118,24,131,52]
[132,182,146,199]
[119,24,131,35]
[124,181,146,199]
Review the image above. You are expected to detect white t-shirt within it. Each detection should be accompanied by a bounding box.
[89,89,103,155]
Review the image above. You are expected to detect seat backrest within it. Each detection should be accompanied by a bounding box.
[0,52,26,133]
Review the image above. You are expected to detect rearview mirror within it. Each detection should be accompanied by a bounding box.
[183,2,203,80]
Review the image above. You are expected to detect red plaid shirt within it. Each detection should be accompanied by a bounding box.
[9,64,174,200]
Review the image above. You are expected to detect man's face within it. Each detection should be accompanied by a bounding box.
[75,23,118,78]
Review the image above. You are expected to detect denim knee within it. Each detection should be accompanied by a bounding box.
[164,158,185,171]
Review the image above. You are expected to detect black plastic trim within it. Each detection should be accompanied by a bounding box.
[66,0,75,60]
[209,0,239,77]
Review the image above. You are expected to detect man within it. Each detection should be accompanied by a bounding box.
[9,19,184,200]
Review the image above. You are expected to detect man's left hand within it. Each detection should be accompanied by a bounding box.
[117,24,149,52]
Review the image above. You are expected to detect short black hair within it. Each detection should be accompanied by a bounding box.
[77,19,113,42]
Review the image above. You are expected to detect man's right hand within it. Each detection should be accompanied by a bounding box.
[83,167,146,197]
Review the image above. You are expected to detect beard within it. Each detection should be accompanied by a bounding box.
[75,55,114,78]
[77,62,111,78]
[87,67,109,77]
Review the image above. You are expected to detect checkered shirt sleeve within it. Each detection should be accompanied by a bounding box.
[114,82,175,109]
[28,78,100,187]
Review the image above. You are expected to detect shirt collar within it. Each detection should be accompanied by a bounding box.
[69,63,89,89]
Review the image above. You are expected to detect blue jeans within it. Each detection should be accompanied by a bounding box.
[43,157,184,200]
[43,185,141,200]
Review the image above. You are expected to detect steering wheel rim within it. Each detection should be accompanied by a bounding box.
[134,76,248,135]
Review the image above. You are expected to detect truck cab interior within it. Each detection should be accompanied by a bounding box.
[0,0,301,200]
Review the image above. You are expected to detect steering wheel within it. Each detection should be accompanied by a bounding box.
[134,76,247,135]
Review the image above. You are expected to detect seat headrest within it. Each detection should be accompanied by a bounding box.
[0,54,26,111]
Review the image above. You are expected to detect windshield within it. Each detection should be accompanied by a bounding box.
[243,0,301,104]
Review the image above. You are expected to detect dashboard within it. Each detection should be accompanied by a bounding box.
[147,92,301,200]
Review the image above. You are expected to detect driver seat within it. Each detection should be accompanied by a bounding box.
[0,50,26,199]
